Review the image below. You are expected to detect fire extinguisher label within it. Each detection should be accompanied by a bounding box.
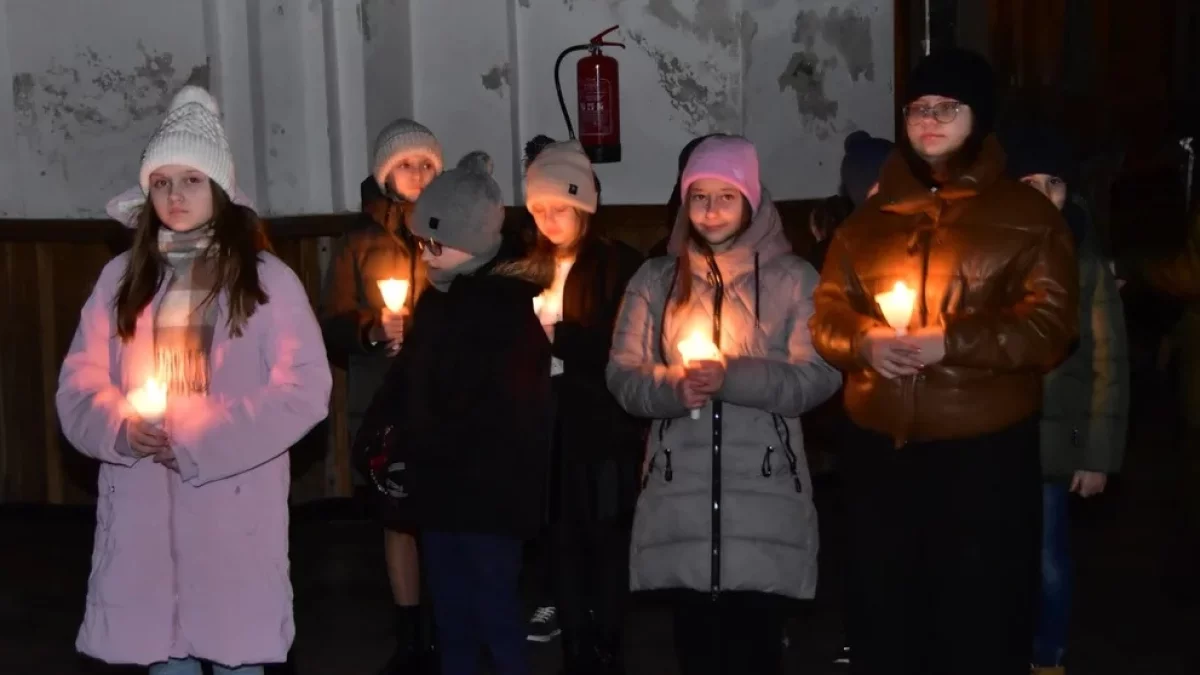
[579,78,613,138]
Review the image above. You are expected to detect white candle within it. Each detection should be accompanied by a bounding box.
[377,278,410,313]
[875,280,917,336]
[677,330,720,420]
[128,376,167,427]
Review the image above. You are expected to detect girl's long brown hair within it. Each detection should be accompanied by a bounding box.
[113,183,272,340]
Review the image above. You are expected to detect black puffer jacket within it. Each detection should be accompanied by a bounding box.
[390,247,554,538]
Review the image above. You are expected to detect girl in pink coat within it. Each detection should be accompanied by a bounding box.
[55,85,332,675]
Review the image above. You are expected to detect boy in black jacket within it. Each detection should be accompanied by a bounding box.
[394,151,552,675]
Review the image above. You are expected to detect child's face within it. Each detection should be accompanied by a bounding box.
[688,178,747,251]
[904,95,974,165]
[1020,173,1067,211]
[528,198,582,248]
[148,165,214,232]
[388,151,439,202]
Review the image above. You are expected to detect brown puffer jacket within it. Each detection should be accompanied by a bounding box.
[810,136,1079,445]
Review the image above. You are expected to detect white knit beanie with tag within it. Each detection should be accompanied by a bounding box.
[139,85,235,197]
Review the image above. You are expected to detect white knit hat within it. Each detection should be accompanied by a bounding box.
[139,85,235,197]
[373,119,444,191]
[524,140,598,214]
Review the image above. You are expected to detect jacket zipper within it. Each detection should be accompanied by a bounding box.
[705,256,725,600]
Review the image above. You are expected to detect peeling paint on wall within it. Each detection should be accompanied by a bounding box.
[822,8,874,82]
[629,32,737,136]
[777,51,839,138]
[481,63,511,95]
[518,0,531,8]
[645,0,738,50]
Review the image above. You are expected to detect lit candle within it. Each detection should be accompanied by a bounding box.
[128,376,167,427]
[677,329,721,420]
[377,278,410,313]
[874,280,917,336]
[532,295,544,315]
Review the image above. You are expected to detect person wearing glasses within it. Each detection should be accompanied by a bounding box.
[318,118,441,674]
[810,49,1079,674]
[383,151,553,675]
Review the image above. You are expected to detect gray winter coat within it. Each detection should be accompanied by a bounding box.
[606,192,841,600]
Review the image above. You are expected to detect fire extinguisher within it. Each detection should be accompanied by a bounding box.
[555,25,626,164]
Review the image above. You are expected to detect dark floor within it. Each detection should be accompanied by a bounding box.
[2,392,1196,674]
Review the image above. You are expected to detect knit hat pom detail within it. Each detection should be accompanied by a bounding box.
[458,150,494,176]
[168,85,220,116]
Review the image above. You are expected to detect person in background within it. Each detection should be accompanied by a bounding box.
[391,152,553,675]
[58,85,332,675]
[818,129,892,671]
[1002,124,1130,675]
[608,134,841,675]
[522,137,645,674]
[318,118,442,674]
[810,49,1078,674]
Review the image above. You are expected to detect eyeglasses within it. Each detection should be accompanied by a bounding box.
[903,101,964,125]
[415,236,442,257]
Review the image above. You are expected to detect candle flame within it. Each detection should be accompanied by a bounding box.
[377,278,410,312]
[678,329,719,366]
[129,376,168,422]
[875,280,917,335]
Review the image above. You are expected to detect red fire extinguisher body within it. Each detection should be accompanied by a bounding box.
[577,52,621,163]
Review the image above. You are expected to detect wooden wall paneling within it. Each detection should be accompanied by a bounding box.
[1,241,47,502]
[35,244,62,504]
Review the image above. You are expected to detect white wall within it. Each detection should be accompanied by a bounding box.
[0,0,893,218]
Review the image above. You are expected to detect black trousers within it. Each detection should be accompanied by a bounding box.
[840,417,1042,675]
[671,591,785,675]
[545,380,636,660]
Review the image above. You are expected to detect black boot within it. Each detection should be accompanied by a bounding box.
[417,600,440,675]
[378,605,420,675]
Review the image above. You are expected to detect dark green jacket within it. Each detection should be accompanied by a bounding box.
[1040,214,1129,479]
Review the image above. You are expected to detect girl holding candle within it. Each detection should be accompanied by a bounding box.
[317,117,441,674]
[522,137,644,673]
[56,85,332,675]
[607,134,841,675]
[385,151,552,675]
[809,50,1078,674]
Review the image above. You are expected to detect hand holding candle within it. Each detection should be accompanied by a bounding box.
[875,281,916,336]
[678,330,721,420]
[125,376,170,459]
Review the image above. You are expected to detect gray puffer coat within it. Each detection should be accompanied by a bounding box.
[606,191,841,600]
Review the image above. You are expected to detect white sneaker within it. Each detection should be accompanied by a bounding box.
[526,605,561,643]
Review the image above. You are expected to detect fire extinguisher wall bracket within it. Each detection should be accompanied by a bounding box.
[554,25,625,164]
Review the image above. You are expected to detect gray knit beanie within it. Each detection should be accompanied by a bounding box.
[372,118,444,191]
[410,151,505,260]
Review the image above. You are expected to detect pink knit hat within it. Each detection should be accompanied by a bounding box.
[679,135,762,214]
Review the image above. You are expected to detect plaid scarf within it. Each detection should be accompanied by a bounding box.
[155,226,219,396]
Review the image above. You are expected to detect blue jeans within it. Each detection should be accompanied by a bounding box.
[1033,481,1073,667]
[422,531,529,675]
[148,658,263,675]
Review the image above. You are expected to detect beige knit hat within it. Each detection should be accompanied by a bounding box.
[139,85,234,196]
[524,140,598,214]
[373,118,444,191]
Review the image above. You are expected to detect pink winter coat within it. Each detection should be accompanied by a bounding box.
[56,251,332,667]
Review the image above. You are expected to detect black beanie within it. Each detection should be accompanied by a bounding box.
[906,49,997,134]
[998,125,1075,186]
